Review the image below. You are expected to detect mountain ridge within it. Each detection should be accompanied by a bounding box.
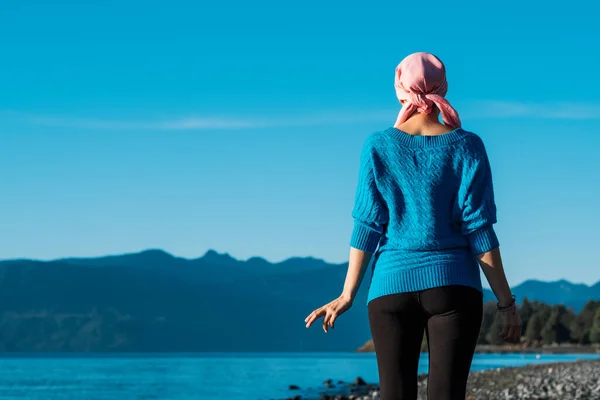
[5,248,595,284]
[6,248,596,287]
[0,249,598,352]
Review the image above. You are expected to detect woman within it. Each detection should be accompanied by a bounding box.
[304,52,522,400]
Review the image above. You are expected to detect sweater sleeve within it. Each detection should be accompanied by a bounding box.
[459,139,500,255]
[349,137,389,253]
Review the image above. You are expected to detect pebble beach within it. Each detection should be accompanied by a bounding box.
[282,359,600,400]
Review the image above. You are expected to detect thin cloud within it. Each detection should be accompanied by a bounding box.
[13,111,393,131]
[464,100,600,120]
[3,101,600,131]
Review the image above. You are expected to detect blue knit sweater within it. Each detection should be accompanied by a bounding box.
[350,126,500,304]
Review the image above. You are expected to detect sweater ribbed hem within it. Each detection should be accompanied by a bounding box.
[367,261,483,305]
[350,221,381,253]
[384,127,469,148]
[466,226,499,255]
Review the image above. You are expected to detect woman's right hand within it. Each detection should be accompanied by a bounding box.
[304,295,353,333]
[500,304,523,343]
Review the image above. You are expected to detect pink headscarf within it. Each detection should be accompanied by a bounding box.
[394,52,461,129]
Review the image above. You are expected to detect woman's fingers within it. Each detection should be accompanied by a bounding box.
[508,313,520,342]
[306,298,350,332]
[503,313,522,342]
[325,309,340,333]
[512,326,520,342]
[305,308,321,323]
[513,319,523,342]
[304,311,314,325]
[305,308,325,328]
[323,310,333,333]
[305,310,319,324]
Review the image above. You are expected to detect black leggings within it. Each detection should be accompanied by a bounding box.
[368,285,483,400]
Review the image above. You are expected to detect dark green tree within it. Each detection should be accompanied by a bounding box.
[478,302,497,344]
[590,307,600,344]
[541,305,572,344]
[519,297,534,334]
[536,302,553,322]
[561,307,576,333]
[485,313,505,345]
[571,300,599,344]
[474,298,598,347]
[525,313,544,342]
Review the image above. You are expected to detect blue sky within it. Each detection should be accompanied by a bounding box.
[1,0,599,286]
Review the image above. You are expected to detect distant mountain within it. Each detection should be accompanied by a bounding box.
[482,279,600,312]
[0,250,597,352]
[0,250,368,352]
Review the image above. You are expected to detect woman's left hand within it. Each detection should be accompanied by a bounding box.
[304,295,353,333]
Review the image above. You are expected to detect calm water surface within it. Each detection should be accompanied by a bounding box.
[0,352,598,400]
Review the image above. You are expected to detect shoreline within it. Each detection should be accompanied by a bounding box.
[473,344,600,354]
[282,359,600,400]
[357,341,600,354]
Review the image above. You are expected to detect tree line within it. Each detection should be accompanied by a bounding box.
[479,299,600,346]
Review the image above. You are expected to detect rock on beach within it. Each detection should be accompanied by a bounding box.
[283,359,600,400]
[463,359,600,400]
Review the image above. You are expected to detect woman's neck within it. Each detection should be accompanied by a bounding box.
[394,112,454,136]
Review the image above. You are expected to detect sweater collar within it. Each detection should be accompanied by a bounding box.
[384,126,468,148]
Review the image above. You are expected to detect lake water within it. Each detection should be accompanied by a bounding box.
[0,353,598,400]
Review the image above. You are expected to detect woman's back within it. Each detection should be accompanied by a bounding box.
[351,126,498,303]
